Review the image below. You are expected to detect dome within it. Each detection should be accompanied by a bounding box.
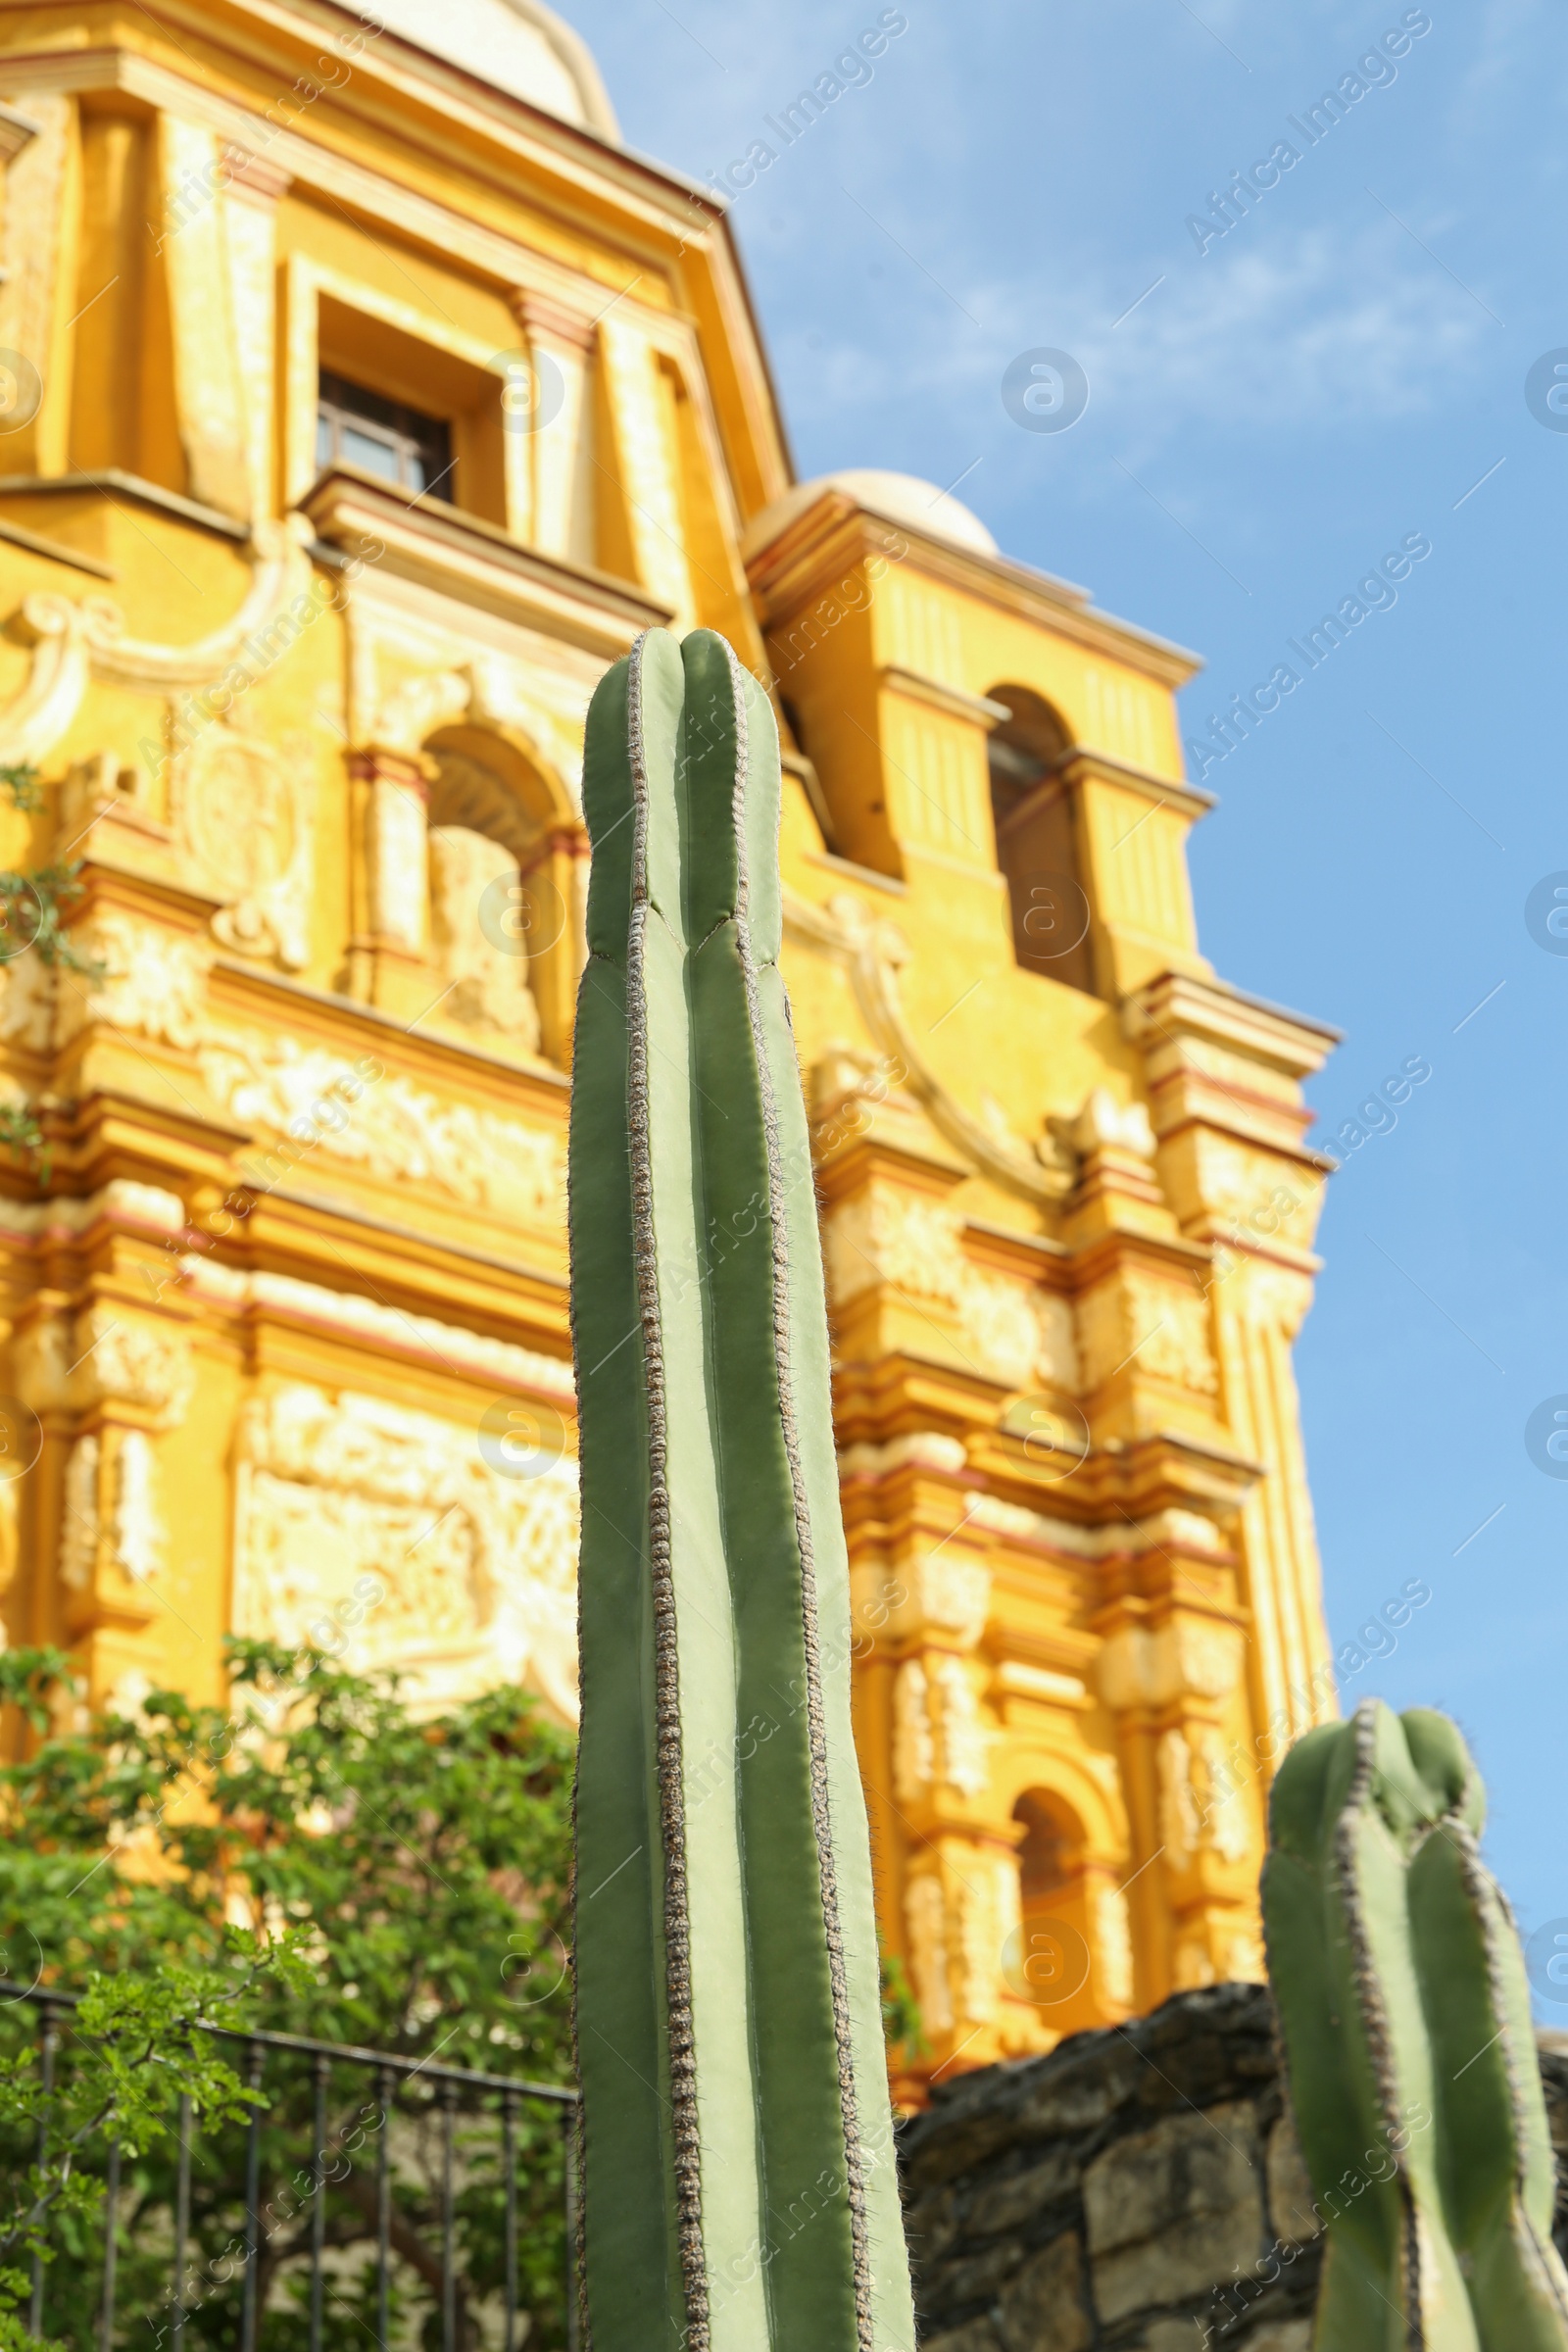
[742,467,999,562]
[372,0,619,139]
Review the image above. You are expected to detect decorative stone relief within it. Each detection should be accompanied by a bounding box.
[1097,1618,1243,1713]
[111,1430,167,1586]
[1225,1929,1266,1984]
[428,825,541,1050]
[1157,1728,1203,1867]
[1077,1267,1218,1397]
[1193,1726,1251,1865]
[824,1190,1080,1395]
[177,1265,575,1397]
[955,1858,1007,2027]
[905,1872,954,2035]
[73,1310,194,1425]
[961,1267,1080,1393]
[57,1428,163,1600]
[913,1553,993,1650]
[0,517,313,768]
[1157,1721,1250,1872]
[1071,1087,1156,1158]
[233,1382,579,1723]
[0,954,54,1053]
[59,1435,99,1591]
[52,911,214,1053]
[199,1031,565,1226]
[824,1189,966,1310]
[892,1657,933,1801]
[19,1307,194,1426]
[368,769,429,949]
[792,890,1075,1206]
[1171,1936,1218,1992]
[1092,1881,1136,2008]
[369,666,469,758]
[170,725,315,967]
[933,1653,991,1798]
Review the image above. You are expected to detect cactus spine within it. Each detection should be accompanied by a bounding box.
[568,627,915,2352]
[1262,1696,1568,2350]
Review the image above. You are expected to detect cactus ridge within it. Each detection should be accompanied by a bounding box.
[716,633,875,2337]
[620,632,709,2339]
[568,626,915,2352]
[1329,1702,1426,2331]
[1263,1695,1568,2352]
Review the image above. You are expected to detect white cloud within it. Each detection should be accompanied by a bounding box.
[771,220,1493,487]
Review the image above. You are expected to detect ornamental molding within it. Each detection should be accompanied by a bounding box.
[16,1305,194,1425]
[169,723,316,969]
[197,1028,565,1227]
[0,514,314,765]
[1097,1617,1245,1714]
[233,1381,579,1723]
[783,887,1075,1205]
[180,1262,575,1399]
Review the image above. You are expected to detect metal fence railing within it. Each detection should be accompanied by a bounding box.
[2,1981,580,2352]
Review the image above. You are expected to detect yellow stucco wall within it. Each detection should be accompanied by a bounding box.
[0,1,1341,2090]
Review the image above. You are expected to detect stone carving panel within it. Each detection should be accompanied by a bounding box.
[905,1871,954,2036]
[892,1657,933,1801]
[200,1031,564,1225]
[1092,1881,1136,2009]
[428,825,541,1050]
[171,725,315,967]
[933,1653,991,1798]
[52,912,214,1053]
[1077,1267,1218,1397]
[234,1382,579,1723]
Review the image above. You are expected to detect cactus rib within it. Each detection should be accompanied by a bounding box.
[719,634,875,2332]
[569,626,916,2352]
[620,630,709,2334]
[1264,1696,1568,2352]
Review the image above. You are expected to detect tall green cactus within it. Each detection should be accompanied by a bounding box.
[567,626,915,2352]
[1262,1696,1568,2350]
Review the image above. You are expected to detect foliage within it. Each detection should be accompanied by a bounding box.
[0,1101,46,1180]
[0,1640,576,2350]
[879,1946,925,2065]
[0,765,42,816]
[0,1945,303,2352]
[0,863,101,976]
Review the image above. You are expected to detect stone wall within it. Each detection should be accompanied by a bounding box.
[899,1984,1568,2351]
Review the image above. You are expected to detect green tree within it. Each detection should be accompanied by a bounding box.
[0,1640,575,2350]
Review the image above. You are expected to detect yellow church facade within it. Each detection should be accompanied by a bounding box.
[0,0,1340,2088]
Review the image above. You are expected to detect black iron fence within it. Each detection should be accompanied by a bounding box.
[3,1983,579,2351]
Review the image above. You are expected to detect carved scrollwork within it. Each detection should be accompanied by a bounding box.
[0,514,314,766]
[783,887,1074,1204]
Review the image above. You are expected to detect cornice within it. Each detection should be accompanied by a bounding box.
[748,490,1204,690]
[1056,744,1215,822]
[1123,967,1342,1079]
[0,469,253,543]
[880,666,1010,729]
[302,467,671,655]
[0,28,789,504]
[208,955,573,1100]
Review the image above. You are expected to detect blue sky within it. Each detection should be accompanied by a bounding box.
[570,0,1566,1989]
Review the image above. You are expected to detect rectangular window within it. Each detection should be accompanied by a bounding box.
[316,369,454,499]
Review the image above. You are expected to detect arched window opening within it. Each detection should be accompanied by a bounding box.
[1008,1786,1103,2037]
[987,687,1097,995]
[1012,1788,1081,1903]
[423,739,556,1057]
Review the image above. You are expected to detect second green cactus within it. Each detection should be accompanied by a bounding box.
[1263,1696,1568,2350]
[568,627,915,2352]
